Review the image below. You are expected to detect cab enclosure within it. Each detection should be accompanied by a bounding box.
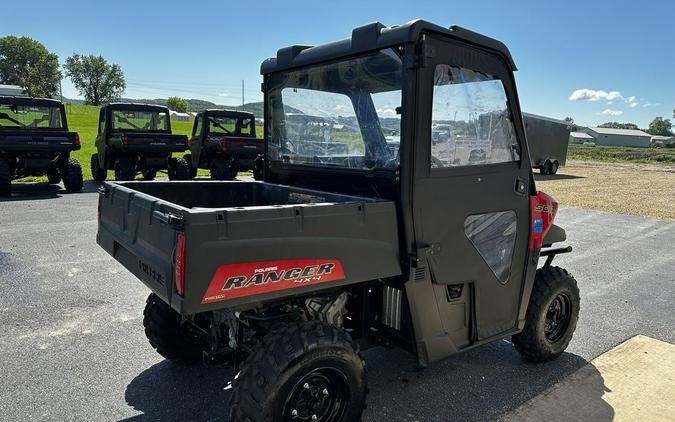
[91,103,189,181]
[0,96,82,195]
[185,109,264,180]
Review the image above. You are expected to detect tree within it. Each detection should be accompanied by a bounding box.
[564,117,578,132]
[64,54,125,105]
[167,96,188,112]
[0,36,61,97]
[598,122,639,130]
[646,117,674,137]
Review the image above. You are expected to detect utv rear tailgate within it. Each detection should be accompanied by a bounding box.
[212,136,264,157]
[97,181,401,314]
[114,132,188,153]
[0,131,80,152]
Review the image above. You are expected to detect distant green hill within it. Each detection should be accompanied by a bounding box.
[62,97,264,116]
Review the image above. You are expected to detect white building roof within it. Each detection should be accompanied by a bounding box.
[651,135,674,141]
[570,131,594,139]
[588,127,650,137]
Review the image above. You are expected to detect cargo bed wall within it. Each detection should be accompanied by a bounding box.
[182,199,402,313]
[97,181,402,314]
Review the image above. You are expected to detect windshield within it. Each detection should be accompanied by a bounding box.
[111,109,168,132]
[207,115,254,136]
[0,103,64,130]
[267,48,402,170]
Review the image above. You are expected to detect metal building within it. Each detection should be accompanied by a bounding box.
[0,84,23,96]
[569,131,595,144]
[584,127,651,148]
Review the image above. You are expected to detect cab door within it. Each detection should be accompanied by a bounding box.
[411,36,533,342]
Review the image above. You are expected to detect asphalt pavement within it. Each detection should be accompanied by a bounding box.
[1,181,674,421]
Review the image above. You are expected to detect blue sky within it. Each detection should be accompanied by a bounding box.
[1,0,673,127]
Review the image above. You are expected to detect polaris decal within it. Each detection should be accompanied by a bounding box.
[201,259,345,304]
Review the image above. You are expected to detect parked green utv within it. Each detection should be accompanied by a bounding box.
[90,103,190,181]
[0,96,83,196]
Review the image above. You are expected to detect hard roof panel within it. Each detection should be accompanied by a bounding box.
[261,19,516,74]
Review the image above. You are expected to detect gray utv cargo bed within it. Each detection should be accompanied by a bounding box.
[97,181,401,314]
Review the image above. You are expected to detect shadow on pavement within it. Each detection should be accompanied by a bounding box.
[0,180,100,201]
[534,173,585,181]
[123,360,234,422]
[122,339,612,422]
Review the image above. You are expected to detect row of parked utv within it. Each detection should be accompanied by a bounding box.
[0,97,263,196]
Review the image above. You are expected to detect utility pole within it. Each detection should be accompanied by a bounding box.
[59,78,63,103]
[242,80,245,107]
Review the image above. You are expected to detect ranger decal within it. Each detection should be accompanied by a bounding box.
[201,259,345,304]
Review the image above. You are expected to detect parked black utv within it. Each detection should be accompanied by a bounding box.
[185,109,264,180]
[0,96,83,196]
[97,20,580,422]
[90,103,190,181]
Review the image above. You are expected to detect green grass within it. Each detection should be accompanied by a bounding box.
[568,144,675,164]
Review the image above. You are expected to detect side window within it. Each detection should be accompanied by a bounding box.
[431,65,520,168]
[98,110,106,134]
[193,116,203,137]
[238,118,252,136]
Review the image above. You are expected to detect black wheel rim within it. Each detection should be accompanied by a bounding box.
[283,367,349,422]
[545,293,573,342]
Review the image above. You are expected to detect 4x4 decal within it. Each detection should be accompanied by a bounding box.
[201,259,345,304]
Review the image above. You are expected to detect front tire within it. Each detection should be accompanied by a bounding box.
[142,293,207,361]
[115,156,136,181]
[62,158,84,192]
[210,159,236,180]
[229,321,367,422]
[512,266,580,362]
[0,159,11,197]
[168,157,190,180]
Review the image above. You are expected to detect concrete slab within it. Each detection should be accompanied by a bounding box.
[500,335,675,421]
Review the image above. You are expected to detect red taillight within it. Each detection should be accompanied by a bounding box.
[219,140,228,153]
[122,135,129,145]
[175,233,186,296]
[74,134,80,146]
[529,191,558,249]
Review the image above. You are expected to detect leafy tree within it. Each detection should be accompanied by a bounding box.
[167,96,188,113]
[646,117,674,137]
[0,36,61,97]
[598,122,639,130]
[564,116,578,131]
[64,54,125,105]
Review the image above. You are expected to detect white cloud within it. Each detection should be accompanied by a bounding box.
[569,89,623,102]
[601,109,624,116]
[642,102,660,108]
[629,102,638,108]
[627,96,636,102]
[607,101,613,105]
[218,93,229,97]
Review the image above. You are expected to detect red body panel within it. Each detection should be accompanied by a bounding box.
[201,259,346,304]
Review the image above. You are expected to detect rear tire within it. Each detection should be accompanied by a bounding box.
[229,321,367,422]
[540,160,552,175]
[550,160,559,175]
[91,154,107,182]
[512,266,580,362]
[142,293,207,361]
[114,156,136,181]
[0,160,11,197]
[168,157,190,180]
[62,158,84,192]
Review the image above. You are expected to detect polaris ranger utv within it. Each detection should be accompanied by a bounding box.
[0,96,83,196]
[90,103,190,181]
[185,109,264,180]
[97,20,579,422]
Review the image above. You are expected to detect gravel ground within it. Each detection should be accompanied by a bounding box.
[0,182,674,421]
[535,160,675,220]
